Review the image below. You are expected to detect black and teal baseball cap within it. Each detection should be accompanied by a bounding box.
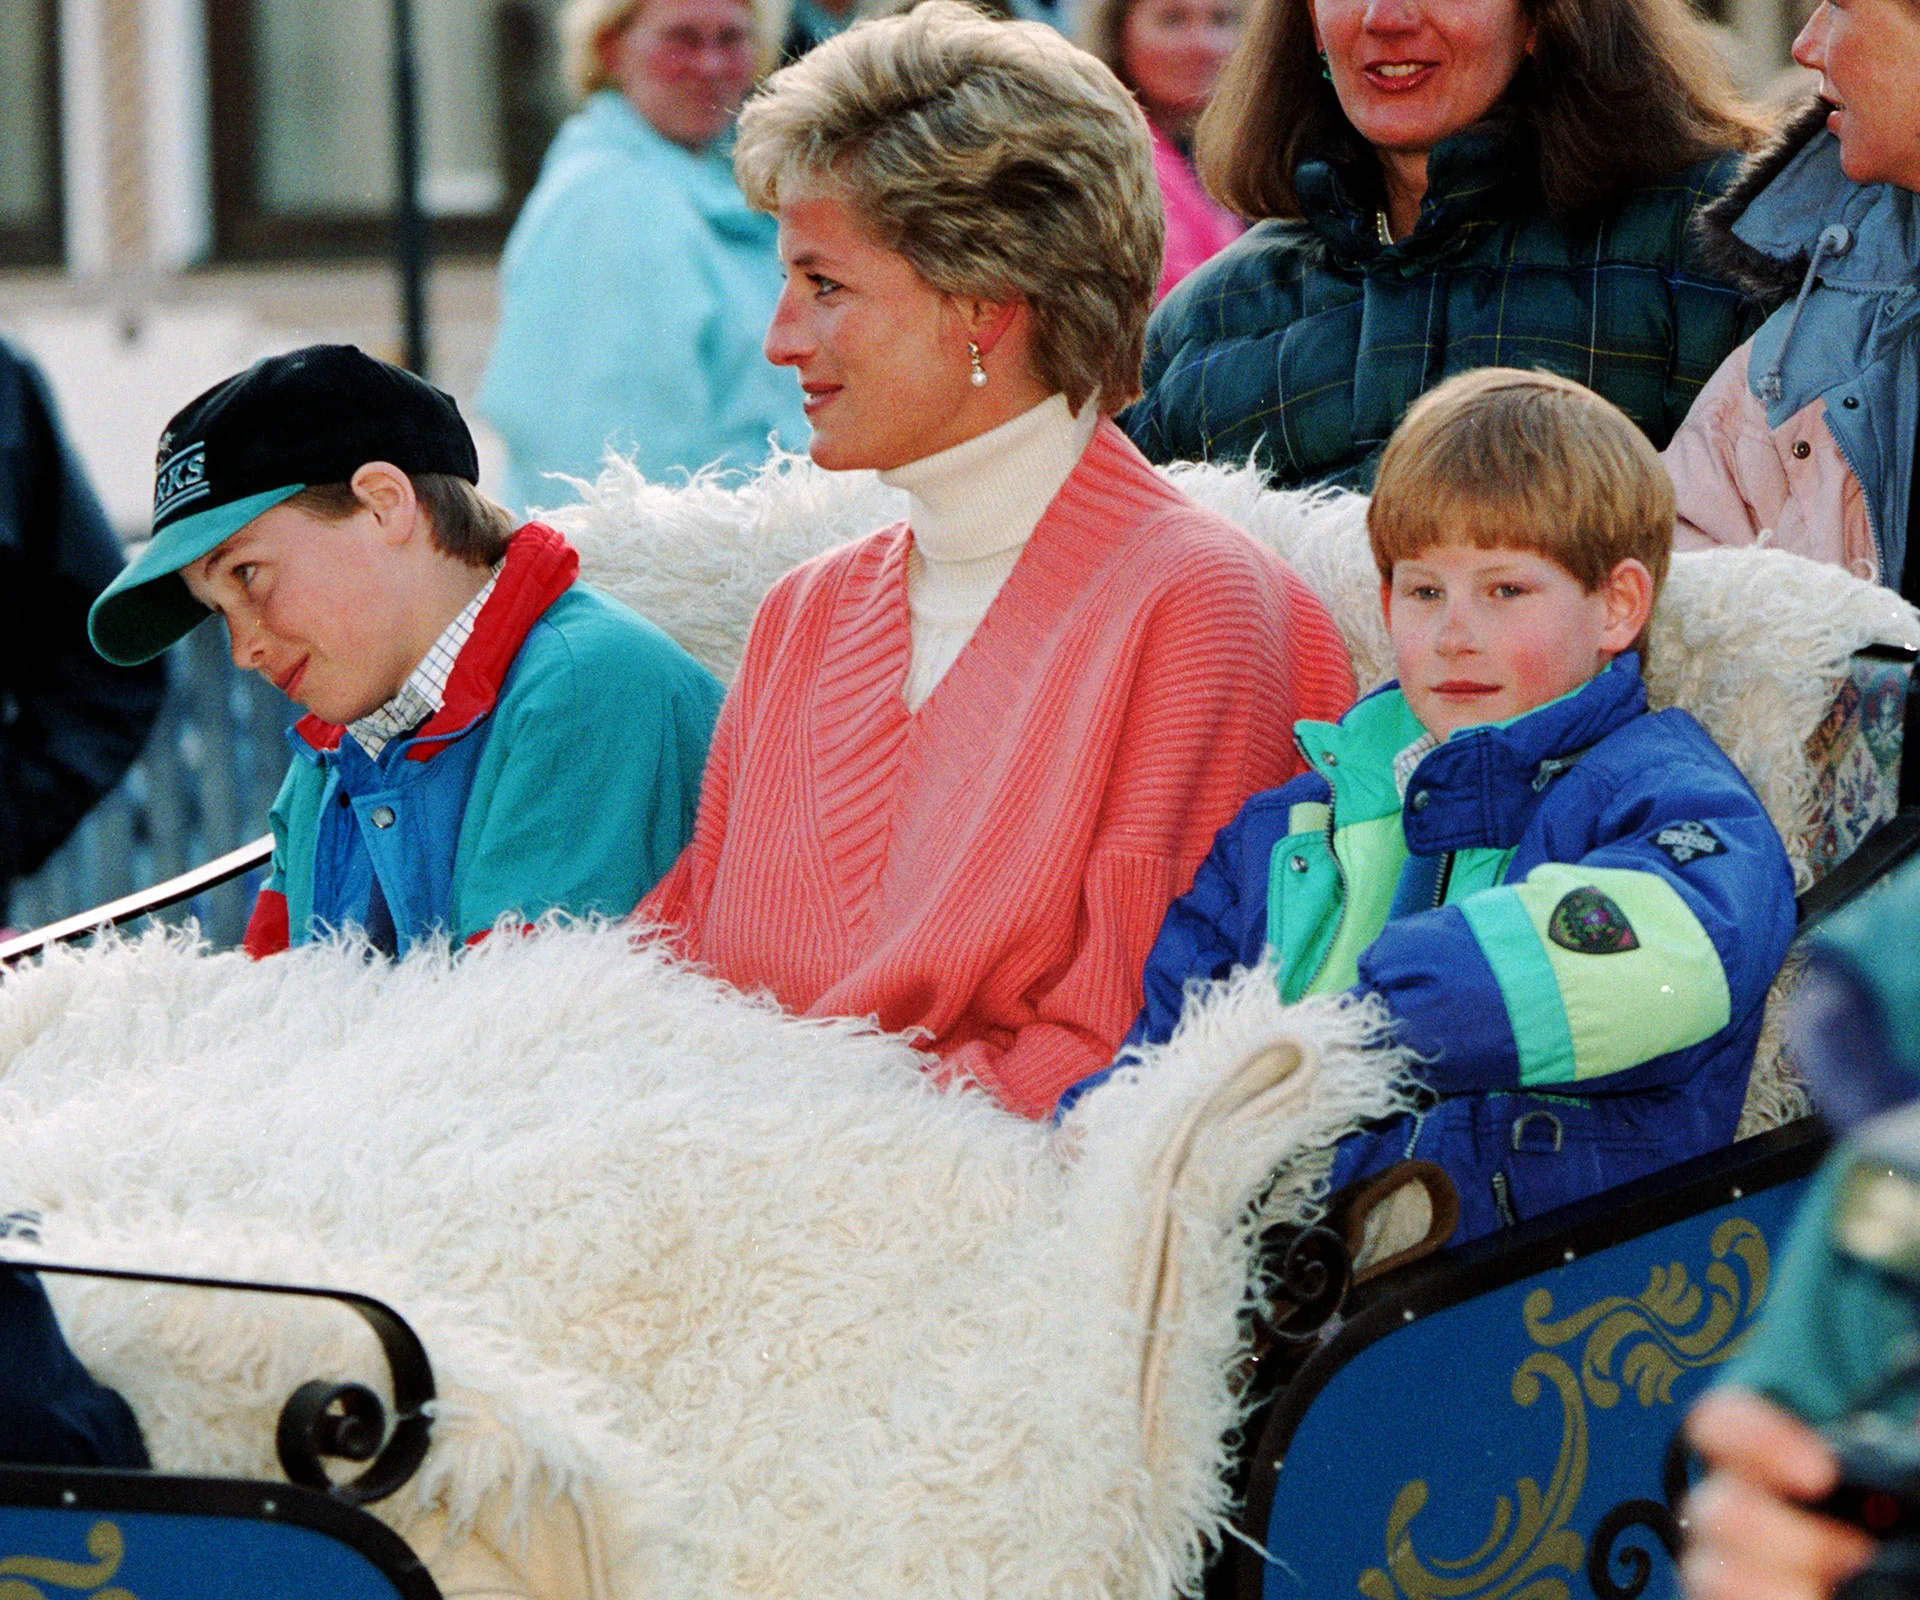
[88,344,481,666]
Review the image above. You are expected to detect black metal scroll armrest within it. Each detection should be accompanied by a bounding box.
[0,1257,434,1505]
[0,834,274,966]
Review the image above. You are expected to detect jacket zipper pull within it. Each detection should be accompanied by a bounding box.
[1531,753,1582,793]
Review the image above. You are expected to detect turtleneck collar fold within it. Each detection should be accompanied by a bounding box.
[879,392,1100,563]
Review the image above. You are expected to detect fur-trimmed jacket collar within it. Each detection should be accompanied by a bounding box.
[1696,99,1920,310]
[1695,100,1831,303]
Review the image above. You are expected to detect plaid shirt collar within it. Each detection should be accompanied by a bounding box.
[347,565,501,758]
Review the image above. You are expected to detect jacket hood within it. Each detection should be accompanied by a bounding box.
[1695,100,1830,304]
[1698,99,1920,309]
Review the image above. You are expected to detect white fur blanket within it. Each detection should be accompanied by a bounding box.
[0,452,1908,1597]
[2,924,1409,1598]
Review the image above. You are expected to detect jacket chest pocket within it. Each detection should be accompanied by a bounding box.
[1268,828,1341,1003]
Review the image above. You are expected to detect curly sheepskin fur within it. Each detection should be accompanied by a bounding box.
[0,450,1906,1596]
[0,922,1411,1599]
[554,451,1920,889]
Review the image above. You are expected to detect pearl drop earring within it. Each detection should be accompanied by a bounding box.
[968,341,988,388]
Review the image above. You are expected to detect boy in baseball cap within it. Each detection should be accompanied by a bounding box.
[91,344,721,957]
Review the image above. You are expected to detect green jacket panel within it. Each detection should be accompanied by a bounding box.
[1269,688,1521,999]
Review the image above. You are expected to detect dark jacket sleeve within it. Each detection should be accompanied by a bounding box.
[0,341,166,900]
[0,1267,148,1468]
[1119,226,1309,470]
[1126,784,1308,1050]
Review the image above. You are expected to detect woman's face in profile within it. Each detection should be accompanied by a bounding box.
[1121,0,1246,126]
[1792,0,1920,191]
[765,192,1018,472]
[1311,0,1534,161]
[602,0,759,151]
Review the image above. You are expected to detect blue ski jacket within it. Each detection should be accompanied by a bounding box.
[1067,656,1796,1245]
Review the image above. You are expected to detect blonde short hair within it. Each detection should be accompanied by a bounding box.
[732,0,1161,413]
[1368,368,1673,617]
[559,0,783,97]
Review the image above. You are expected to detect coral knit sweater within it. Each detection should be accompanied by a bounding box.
[640,420,1355,1117]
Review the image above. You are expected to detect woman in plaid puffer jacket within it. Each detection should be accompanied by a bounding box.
[1121,0,1765,489]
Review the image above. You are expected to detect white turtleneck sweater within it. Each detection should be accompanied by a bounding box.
[880,392,1102,711]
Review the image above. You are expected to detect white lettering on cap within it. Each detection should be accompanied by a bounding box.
[153,441,211,521]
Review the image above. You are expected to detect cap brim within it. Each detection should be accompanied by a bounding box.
[88,485,306,666]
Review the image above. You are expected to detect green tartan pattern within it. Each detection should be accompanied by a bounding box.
[1122,129,1760,490]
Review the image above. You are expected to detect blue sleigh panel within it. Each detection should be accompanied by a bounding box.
[1234,1123,1827,1600]
[0,1267,440,1600]
[0,1470,438,1600]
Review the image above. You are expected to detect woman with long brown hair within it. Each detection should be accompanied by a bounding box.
[1121,0,1766,489]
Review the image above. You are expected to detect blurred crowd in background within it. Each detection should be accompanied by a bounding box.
[0,0,1813,525]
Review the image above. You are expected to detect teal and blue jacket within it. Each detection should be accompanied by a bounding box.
[1069,656,1795,1244]
[243,524,722,958]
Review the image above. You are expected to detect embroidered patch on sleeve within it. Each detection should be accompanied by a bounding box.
[1650,820,1726,866]
[1547,886,1641,954]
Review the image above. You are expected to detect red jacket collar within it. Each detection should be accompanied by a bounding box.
[293,523,579,760]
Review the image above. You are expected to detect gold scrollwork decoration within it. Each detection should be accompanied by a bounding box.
[0,1519,136,1600]
[1359,1352,1588,1600]
[1356,1217,1773,1600]
[1523,1219,1769,1409]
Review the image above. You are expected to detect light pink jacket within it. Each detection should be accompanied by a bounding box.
[1664,338,1880,582]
